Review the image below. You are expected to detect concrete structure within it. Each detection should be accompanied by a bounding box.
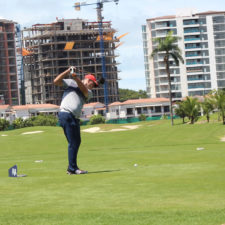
[81,102,105,121]
[142,10,225,101]
[107,98,170,120]
[1,99,170,123]
[81,98,170,120]
[22,19,120,105]
[0,104,11,120]
[0,19,20,105]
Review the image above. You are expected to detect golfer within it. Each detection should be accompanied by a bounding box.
[54,67,98,175]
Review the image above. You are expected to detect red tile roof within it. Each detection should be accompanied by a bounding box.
[196,11,225,16]
[12,104,59,110]
[109,98,169,107]
[108,101,122,106]
[83,102,104,108]
[0,105,10,110]
[95,107,106,111]
[121,98,169,105]
[147,11,225,22]
[147,15,176,21]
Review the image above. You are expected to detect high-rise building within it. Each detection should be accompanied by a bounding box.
[0,19,20,105]
[22,19,120,105]
[142,10,225,100]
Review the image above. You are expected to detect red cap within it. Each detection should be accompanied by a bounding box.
[85,74,98,86]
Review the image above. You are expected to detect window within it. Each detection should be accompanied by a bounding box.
[126,108,133,115]
[136,108,142,114]
[142,25,146,32]
[155,106,161,113]
[143,107,148,114]
[213,16,225,24]
[164,106,170,112]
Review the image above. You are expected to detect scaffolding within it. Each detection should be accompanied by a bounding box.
[15,24,25,105]
[22,19,120,105]
[0,19,20,105]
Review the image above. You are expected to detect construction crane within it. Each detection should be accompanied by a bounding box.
[74,0,119,111]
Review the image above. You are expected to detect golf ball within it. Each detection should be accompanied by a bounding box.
[134,164,138,167]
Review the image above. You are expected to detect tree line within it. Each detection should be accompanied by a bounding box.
[119,88,148,102]
[175,89,225,124]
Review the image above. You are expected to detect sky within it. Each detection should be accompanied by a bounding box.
[0,0,225,91]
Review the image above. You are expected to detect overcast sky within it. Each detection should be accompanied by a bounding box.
[0,0,225,91]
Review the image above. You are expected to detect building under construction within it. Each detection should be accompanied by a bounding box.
[22,19,121,105]
[0,19,20,105]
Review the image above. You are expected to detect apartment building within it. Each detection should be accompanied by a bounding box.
[0,19,19,105]
[142,10,225,100]
[22,19,120,105]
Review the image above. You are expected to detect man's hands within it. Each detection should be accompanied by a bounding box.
[70,66,76,78]
[54,66,76,86]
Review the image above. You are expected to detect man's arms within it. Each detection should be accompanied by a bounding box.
[54,67,89,98]
[72,73,89,98]
[53,68,70,86]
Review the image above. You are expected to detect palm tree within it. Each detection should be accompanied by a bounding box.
[183,97,200,124]
[201,97,214,123]
[175,101,186,124]
[151,31,184,126]
[209,90,225,124]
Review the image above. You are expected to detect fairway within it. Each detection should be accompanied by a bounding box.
[0,120,225,225]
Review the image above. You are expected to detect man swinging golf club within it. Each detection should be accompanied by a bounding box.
[54,67,99,175]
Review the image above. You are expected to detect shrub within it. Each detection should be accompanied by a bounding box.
[160,115,168,120]
[32,114,58,126]
[139,114,147,121]
[89,114,105,125]
[12,118,25,129]
[12,114,58,129]
[0,118,10,131]
[23,117,34,127]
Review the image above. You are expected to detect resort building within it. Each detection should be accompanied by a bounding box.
[142,10,225,100]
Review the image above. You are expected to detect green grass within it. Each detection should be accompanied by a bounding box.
[0,119,225,225]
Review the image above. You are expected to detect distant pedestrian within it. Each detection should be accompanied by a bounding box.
[54,67,98,175]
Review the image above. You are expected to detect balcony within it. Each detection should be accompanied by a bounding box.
[188,82,211,89]
[184,28,200,33]
[183,20,200,26]
[185,45,201,50]
[186,61,203,65]
[187,69,203,74]
[184,38,201,42]
[185,53,201,57]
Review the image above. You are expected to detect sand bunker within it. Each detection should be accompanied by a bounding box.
[221,136,225,142]
[109,128,128,132]
[82,125,140,133]
[1,134,8,136]
[122,125,140,130]
[82,127,101,133]
[21,131,44,135]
